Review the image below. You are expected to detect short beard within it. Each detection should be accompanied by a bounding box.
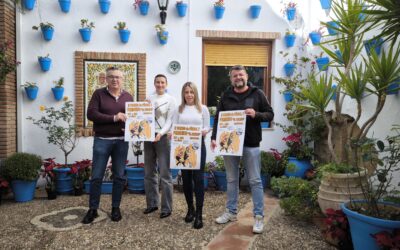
[233,80,246,89]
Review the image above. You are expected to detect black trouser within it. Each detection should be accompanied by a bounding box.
[182,139,206,212]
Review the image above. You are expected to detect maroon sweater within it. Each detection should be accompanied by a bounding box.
[87,87,133,137]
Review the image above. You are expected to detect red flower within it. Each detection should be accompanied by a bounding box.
[270,148,282,161]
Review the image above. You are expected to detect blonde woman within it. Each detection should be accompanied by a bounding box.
[172,82,210,229]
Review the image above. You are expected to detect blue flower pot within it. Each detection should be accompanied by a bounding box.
[326,21,339,36]
[38,57,52,72]
[309,32,322,45]
[284,63,296,77]
[283,90,293,102]
[53,168,73,194]
[214,171,227,191]
[84,181,113,194]
[319,0,331,9]
[284,34,296,48]
[284,157,312,178]
[11,180,37,202]
[335,50,344,64]
[126,167,144,193]
[316,57,330,71]
[79,28,92,42]
[41,27,54,41]
[118,29,130,43]
[261,174,270,189]
[98,0,111,14]
[25,86,38,100]
[52,87,64,101]
[204,172,209,189]
[139,2,149,16]
[23,0,36,10]
[249,5,261,19]
[157,31,168,45]
[176,3,187,17]
[364,38,383,56]
[210,116,215,127]
[58,0,71,13]
[341,201,400,250]
[331,84,337,101]
[171,169,179,180]
[286,7,296,21]
[214,6,225,20]
[386,79,400,95]
[261,121,270,129]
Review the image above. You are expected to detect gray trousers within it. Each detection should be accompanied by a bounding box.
[144,134,173,213]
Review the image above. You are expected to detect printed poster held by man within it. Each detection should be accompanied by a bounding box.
[215,110,246,156]
[124,102,155,141]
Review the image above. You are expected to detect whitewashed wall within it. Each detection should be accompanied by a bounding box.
[17,0,400,178]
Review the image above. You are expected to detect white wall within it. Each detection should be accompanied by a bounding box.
[17,0,400,173]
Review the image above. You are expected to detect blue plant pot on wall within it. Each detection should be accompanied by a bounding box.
[284,157,312,178]
[38,57,52,72]
[331,84,337,101]
[309,32,322,45]
[11,180,37,202]
[23,0,36,10]
[79,28,92,42]
[387,78,400,95]
[284,63,295,77]
[326,21,339,36]
[286,7,296,21]
[284,34,296,48]
[316,57,330,71]
[98,0,111,14]
[214,6,225,20]
[118,30,130,43]
[364,38,384,56]
[25,87,39,100]
[41,27,54,41]
[176,3,187,17]
[283,90,294,102]
[58,0,71,13]
[261,121,270,129]
[210,116,215,127]
[52,87,64,101]
[335,50,344,64]
[319,0,331,9]
[249,5,261,19]
[139,2,149,15]
[157,31,169,45]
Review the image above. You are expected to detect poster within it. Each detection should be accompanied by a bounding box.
[124,102,155,141]
[215,110,246,156]
[170,124,202,170]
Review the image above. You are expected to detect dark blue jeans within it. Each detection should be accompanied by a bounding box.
[89,137,129,209]
[182,139,206,211]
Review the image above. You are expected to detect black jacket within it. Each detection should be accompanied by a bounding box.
[211,83,274,147]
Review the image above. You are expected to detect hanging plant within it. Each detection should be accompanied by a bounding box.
[133,0,149,16]
[155,24,168,45]
[79,19,95,42]
[114,21,131,43]
[38,54,52,72]
[22,82,39,100]
[32,22,54,41]
[52,77,64,101]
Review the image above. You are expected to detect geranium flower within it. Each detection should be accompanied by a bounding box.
[39,105,46,111]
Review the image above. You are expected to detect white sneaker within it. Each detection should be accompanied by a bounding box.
[215,209,237,224]
[252,215,264,234]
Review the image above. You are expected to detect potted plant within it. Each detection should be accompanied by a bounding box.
[23,0,36,10]
[0,176,10,205]
[2,152,42,202]
[126,142,145,193]
[208,106,216,127]
[155,24,168,45]
[282,132,313,178]
[322,208,353,249]
[0,41,20,84]
[38,54,51,72]
[282,2,296,21]
[42,158,58,200]
[213,0,225,20]
[260,150,281,188]
[79,19,95,42]
[133,0,149,16]
[314,52,330,71]
[32,22,54,41]
[114,21,131,43]
[211,156,226,191]
[21,82,38,100]
[326,20,339,36]
[284,29,296,48]
[85,162,114,194]
[176,1,188,17]
[98,0,111,14]
[70,159,91,196]
[58,0,71,13]
[51,77,64,101]
[249,4,261,19]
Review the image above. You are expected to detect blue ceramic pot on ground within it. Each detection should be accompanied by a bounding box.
[283,90,294,102]
[25,87,39,100]
[53,168,73,194]
[284,63,296,77]
[204,172,209,189]
[79,28,92,42]
[284,157,312,178]
[139,2,149,15]
[214,6,225,20]
[341,201,400,250]
[261,174,270,189]
[326,21,339,36]
[249,5,261,19]
[38,57,52,72]
[98,0,110,14]
[126,166,145,193]
[41,27,54,41]
[284,34,296,47]
[316,57,330,71]
[176,3,187,17]
[84,181,113,194]
[58,0,71,13]
[214,171,227,191]
[52,87,64,101]
[319,0,331,9]
[118,29,130,43]
[23,0,36,10]
[309,32,322,45]
[11,180,37,202]
[286,7,296,21]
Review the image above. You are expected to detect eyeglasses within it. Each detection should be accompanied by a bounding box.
[106,75,122,80]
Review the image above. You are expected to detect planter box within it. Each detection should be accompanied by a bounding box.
[84,181,113,194]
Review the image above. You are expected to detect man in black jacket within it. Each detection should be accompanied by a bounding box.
[211,65,274,234]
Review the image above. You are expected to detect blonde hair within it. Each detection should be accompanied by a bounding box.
[179,82,202,113]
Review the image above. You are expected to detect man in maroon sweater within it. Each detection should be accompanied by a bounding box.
[82,66,133,224]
